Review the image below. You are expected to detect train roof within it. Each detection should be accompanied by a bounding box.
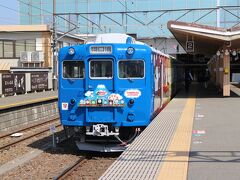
[85,33,174,59]
[150,47,172,59]
[86,33,148,45]
[86,33,134,44]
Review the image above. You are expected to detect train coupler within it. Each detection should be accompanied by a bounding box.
[86,124,119,136]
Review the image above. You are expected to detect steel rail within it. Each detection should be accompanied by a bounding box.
[53,157,86,180]
[0,124,62,151]
[0,118,59,139]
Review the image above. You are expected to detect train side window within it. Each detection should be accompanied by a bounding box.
[118,60,144,79]
[63,61,85,79]
[90,59,113,79]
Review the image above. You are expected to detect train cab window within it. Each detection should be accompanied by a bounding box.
[90,59,113,79]
[63,61,85,79]
[118,60,144,78]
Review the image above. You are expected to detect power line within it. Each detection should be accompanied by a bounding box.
[0,2,30,16]
[116,0,161,37]
[0,3,80,39]
[17,0,52,15]
[17,0,81,36]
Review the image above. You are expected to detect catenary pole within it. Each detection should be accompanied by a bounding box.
[216,0,220,27]
[52,0,58,90]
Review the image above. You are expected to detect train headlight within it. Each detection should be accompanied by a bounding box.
[129,99,134,105]
[126,47,135,55]
[68,47,75,55]
[70,99,75,105]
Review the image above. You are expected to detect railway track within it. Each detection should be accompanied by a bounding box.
[53,157,86,180]
[0,118,62,151]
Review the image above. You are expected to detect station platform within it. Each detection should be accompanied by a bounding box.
[100,82,240,180]
[0,91,58,110]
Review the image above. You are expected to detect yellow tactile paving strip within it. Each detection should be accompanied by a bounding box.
[0,96,58,110]
[157,96,196,180]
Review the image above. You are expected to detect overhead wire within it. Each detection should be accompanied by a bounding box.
[0,2,83,45]
[2,0,164,37]
[0,2,31,16]
[17,0,88,36]
[116,0,162,37]
[17,0,79,27]
[0,2,82,60]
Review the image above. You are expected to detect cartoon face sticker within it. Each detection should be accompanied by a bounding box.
[91,100,96,105]
[97,99,102,105]
[109,100,113,105]
[104,100,108,105]
[80,100,85,105]
[62,103,68,110]
[85,100,90,105]
[108,93,123,100]
[97,90,107,96]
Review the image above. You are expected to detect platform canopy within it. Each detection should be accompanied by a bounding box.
[167,21,240,57]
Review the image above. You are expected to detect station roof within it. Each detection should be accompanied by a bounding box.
[167,21,240,57]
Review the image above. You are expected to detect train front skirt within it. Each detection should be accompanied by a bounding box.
[76,141,128,152]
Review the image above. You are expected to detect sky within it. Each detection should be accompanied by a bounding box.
[0,0,19,25]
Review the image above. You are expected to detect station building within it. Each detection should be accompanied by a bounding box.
[0,24,84,72]
[0,25,84,97]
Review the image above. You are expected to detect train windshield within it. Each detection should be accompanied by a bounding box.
[63,61,85,79]
[90,59,113,79]
[118,60,144,78]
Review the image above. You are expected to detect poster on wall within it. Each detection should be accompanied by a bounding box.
[2,74,25,96]
[31,73,48,91]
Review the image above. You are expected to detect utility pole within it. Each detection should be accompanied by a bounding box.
[125,0,127,33]
[52,0,58,90]
[216,0,220,27]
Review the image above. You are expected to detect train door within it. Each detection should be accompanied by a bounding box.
[154,54,163,112]
[88,59,113,91]
[85,58,115,123]
[160,56,164,107]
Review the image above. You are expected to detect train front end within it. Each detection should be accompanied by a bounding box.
[58,40,153,152]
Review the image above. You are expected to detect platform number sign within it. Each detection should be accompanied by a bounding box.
[186,41,194,53]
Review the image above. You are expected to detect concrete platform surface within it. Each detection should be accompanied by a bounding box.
[0,91,58,110]
[188,83,240,180]
[100,83,240,180]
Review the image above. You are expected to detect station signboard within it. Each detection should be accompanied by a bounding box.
[186,41,194,53]
[31,73,48,91]
[2,74,25,96]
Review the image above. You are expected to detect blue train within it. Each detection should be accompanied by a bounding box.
[58,34,182,152]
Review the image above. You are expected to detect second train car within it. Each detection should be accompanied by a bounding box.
[58,34,182,152]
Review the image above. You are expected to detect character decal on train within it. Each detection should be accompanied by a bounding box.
[61,103,69,110]
[78,84,125,107]
[124,89,141,98]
